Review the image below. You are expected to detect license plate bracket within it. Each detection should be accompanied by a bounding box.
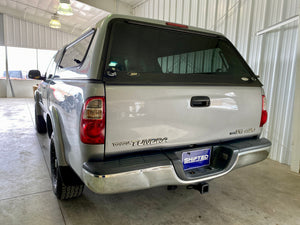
[182,148,211,171]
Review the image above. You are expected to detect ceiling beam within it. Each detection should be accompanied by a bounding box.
[77,0,132,15]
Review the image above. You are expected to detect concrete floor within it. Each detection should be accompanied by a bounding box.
[0,98,300,225]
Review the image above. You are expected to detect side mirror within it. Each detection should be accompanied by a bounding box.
[28,70,44,80]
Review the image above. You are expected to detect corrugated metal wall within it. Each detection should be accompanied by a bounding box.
[3,14,76,50]
[133,0,299,165]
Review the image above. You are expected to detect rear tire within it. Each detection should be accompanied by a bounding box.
[35,105,47,134]
[50,135,84,200]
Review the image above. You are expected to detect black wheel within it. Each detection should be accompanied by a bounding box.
[35,105,47,133]
[50,135,84,200]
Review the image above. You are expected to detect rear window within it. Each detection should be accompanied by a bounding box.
[103,20,260,86]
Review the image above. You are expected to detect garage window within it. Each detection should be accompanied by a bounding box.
[1,47,56,80]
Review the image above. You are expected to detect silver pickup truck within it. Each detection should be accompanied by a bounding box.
[29,14,271,200]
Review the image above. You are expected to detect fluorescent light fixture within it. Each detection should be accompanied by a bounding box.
[57,0,73,16]
[49,14,61,29]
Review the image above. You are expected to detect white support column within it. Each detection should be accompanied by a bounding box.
[290,8,300,172]
[5,46,14,98]
[0,13,6,97]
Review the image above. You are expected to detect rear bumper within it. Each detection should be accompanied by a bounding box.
[82,138,271,194]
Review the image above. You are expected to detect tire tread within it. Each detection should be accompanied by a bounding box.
[59,183,84,200]
[35,106,47,134]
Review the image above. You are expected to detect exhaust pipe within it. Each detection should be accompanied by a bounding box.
[187,182,209,194]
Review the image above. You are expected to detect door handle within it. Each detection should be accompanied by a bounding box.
[190,96,210,107]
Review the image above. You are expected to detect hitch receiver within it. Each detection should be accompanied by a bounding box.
[187,182,209,194]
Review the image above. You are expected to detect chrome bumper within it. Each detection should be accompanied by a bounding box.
[82,140,271,194]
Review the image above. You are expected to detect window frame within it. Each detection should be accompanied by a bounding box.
[45,55,55,80]
[100,19,262,87]
[58,29,95,70]
[45,50,64,80]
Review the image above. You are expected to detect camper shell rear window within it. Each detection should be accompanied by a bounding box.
[102,19,261,86]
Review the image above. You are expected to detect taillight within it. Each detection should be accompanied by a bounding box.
[260,95,268,127]
[80,97,105,144]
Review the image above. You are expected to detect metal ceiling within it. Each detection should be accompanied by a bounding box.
[0,0,141,35]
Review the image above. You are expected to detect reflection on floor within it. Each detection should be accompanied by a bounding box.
[0,98,300,225]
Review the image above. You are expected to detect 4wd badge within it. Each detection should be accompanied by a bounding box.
[230,128,256,135]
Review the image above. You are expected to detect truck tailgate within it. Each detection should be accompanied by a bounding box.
[104,85,262,156]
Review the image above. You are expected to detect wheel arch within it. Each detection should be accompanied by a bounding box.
[48,107,68,166]
[46,115,53,138]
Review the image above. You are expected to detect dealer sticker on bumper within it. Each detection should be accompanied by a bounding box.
[182,148,211,171]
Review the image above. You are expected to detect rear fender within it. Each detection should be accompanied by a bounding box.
[49,106,68,166]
